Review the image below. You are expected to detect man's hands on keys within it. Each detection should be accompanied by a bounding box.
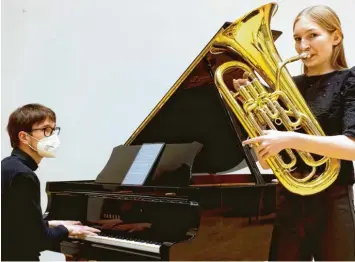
[65,224,101,237]
[48,220,100,237]
[48,220,82,228]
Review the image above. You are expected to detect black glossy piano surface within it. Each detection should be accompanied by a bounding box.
[46,175,277,261]
[45,23,282,261]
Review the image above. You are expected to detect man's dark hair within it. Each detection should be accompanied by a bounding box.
[7,103,56,148]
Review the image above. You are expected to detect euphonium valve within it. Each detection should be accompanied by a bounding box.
[212,2,340,196]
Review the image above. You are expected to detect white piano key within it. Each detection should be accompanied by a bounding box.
[70,235,160,254]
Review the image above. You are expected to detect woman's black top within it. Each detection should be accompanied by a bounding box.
[292,66,355,185]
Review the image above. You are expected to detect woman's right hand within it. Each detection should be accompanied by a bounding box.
[254,145,271,170]
[64,224,101,237]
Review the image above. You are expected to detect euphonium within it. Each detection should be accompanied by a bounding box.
[212,2,340,196]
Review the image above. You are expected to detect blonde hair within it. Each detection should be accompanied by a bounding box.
[293,5,348,73]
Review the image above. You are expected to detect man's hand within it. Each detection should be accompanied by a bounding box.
[64,224,101,237]
[48,220,82,228]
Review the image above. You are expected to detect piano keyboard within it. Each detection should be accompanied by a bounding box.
[70,234,161,254]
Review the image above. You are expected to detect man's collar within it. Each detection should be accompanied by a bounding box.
[11,148,38,171]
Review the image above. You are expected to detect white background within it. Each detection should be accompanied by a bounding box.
[2,0,355,260]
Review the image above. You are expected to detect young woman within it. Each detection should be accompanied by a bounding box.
[239,5,355,261]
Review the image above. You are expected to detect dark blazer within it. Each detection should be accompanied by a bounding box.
[1,148,69,261]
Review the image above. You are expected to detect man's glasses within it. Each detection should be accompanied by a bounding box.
[31,126,61,137]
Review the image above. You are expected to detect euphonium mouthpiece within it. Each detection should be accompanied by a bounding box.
[300,52,310,59]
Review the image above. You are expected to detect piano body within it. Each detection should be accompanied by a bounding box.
[45,22,283,261]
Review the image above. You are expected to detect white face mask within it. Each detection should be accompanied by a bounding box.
[28,133,60,158]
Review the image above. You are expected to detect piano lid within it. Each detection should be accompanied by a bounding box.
[125,22,282,174]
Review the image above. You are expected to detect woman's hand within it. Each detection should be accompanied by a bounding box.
[254,146,271,170]
[243,130,297,159]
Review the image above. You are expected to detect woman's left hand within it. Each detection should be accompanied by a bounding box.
[242,130,297,159]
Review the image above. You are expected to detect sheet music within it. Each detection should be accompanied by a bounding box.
[121,143,165,185]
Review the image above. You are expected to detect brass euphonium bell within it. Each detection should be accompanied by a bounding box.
[212,2,340,195]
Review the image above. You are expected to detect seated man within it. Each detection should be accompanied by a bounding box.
[1,103,100,261]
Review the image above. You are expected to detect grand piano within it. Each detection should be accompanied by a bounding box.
[45,22,283,261]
